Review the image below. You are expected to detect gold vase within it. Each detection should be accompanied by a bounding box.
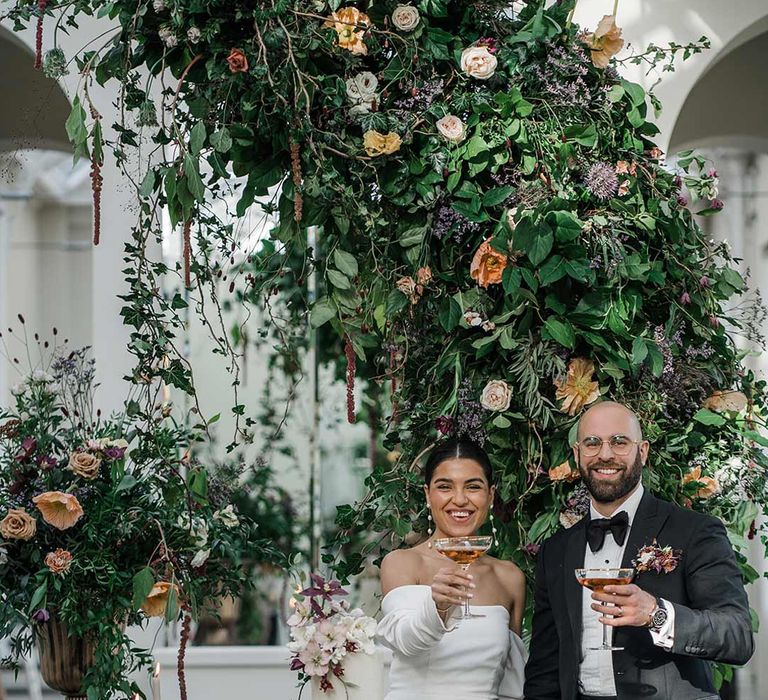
[36,616,96,700]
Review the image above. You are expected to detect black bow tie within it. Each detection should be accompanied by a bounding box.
[587,510,629,553]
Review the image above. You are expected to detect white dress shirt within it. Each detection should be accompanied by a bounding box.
[578,484,675,696]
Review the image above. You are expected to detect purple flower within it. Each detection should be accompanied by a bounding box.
[699,276,711,288]
[710,198,724,211]
[673,175,683,188]
[300,573,347,600]
[522,542,540,557]
[37,455,57,471]
[434,415,455,436]
[677,195,688,207]
[707,168,718,178]
[32,609,50,623]
[583,162,618,201]
[103,446,126,461]
[708,315,720,328]
[679,292,691,305]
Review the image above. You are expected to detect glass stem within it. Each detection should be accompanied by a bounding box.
[603,611,610,648]
[461,564,471,617]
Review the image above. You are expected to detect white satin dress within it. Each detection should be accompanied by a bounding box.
[376,585,527,700]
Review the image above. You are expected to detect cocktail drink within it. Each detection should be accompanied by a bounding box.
[575,567,635,650]
[434,536,493,620]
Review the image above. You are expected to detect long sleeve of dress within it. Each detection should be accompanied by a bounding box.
[376,586,458,657]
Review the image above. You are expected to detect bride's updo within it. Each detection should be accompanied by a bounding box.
[423,439,494,485]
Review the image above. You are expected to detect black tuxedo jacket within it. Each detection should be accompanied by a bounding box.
[523,491,753,700]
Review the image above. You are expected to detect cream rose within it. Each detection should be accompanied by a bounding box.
[460,46,498,80]
[0,508,37,541]
[480,380,512,412]
[436,115,466,144]
[68,451,102,480]
[391,5,420,32]
[346,72,379,104]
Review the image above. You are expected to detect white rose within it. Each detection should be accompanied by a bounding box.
[463,311,483,327]
[391,5,420,32]
[346,72,379,104]
[158,26,178,48]
[213,504,240,528]
[480,379,512,412]
[191,549,210,568]
[187,27,201,44]
[460,46,498,80]
[11,381,28,396]
[435,114,466,144]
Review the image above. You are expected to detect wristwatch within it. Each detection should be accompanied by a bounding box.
[648,597,669,631]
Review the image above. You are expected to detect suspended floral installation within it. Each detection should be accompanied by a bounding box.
[6,0,768,687]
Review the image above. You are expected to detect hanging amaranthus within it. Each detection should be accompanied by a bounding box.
[90,159,103,245]
[290,140,303,223]
[182,219,192,287]
[345,335,356,424]
[177,610,192,700]
[33,0,47,69]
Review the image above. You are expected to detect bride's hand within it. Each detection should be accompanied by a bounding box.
[431,566,475,611]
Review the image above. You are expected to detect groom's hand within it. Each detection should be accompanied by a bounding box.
[590,584,656,627]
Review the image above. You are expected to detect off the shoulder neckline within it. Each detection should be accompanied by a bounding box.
[381,584,511,616]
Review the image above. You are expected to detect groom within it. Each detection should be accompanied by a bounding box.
[524,401,753,700]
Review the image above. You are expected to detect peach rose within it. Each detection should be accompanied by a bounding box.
[68,451,102,480]
[548,461,579,482]
[363,130,401,157]
[396,276,421,304]
[480,380,512,412]
[436,114,466,144]
[703,390,748,413]
[32,492,84,530]
[460,46,498,80]
[141,581,181,618]
[682,467,719,500]
[45,548,73,575]
[470,238,508,287]
[324,7,370,55]
[0,508,37,541]
[582,14,624,68]
[226,48,248,73]
[416,266,432,285]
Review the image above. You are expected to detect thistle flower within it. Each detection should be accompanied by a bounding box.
[583,162,618,200]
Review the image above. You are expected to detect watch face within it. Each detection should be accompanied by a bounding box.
[651,608,668,629]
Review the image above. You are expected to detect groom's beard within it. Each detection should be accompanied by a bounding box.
[578,451,643,504]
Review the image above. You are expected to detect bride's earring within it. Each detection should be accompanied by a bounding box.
[427,504,433,548]
[490,510,498,546]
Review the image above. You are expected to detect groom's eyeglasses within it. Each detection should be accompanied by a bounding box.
[576,435,639,457]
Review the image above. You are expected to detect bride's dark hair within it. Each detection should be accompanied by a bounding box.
[423,439,494,486]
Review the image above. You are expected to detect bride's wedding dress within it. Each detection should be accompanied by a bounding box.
[376,585,526,700]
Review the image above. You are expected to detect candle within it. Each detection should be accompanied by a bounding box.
[151,661,162,700]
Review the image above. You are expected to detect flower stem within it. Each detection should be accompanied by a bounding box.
[613,0,619,17]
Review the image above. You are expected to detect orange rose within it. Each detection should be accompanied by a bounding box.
[682,467,719,499]
[68,451,102,480]
[0,508,37,540]
[548,461,579,482]
[555,358,601,416]
[324,7,370,55]
[141,581,181,617]
[470,238,508,288]
[416,266,432,286]
[226,48,248,73]
[45,548,73,575]
[32,492,84,530]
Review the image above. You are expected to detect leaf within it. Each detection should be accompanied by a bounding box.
[515,220,553,266]
[333,249,358,278]
[563,124,598,148]
[502,266,522,295]
[399,226,425,248]
[492,414,511,429]
[210,127,233,153]
[28,580,48,613]
[438,297,462,331]
[327,268,351,290]
[621,79,646,107]
[465,135,488,160]
[693,408,727,426]
[538,255,567,286]
[65,97,89,160]
[386,289,409,315]
[631,336,648,366]
[165,582,179,622]
[138,170,156,198]
[543,317,575,349]
[310,297,336,328]
[115,474,138,493]
[132,567,155,610]
[547,211,583,242]
[189,122,206,156]
[483,186,514,207]
[183,153,205,203]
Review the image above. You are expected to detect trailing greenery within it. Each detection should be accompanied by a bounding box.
[5,0,768,688]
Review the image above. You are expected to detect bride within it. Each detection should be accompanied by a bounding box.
[377,439,527,700]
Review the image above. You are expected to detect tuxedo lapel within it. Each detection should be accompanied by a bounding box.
[564,516,588,652]
[621,490,671,570]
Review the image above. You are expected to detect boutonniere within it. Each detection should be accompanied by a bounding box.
[633,539,682,574]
